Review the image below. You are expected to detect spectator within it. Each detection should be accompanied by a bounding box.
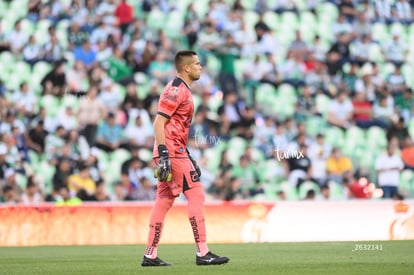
[351,34,374,67]
[308,133,331,186]
[66,130,90,161]
[395,88,414,125]
[45,125,66,161]
[232,154,263,198]
[148,51,174,85]
[253,116,276,158]
[45,185,70,203]
[91,180,110,201]
[125,115,153,150]
[21,176,44,205]
[327,91,353,129]
[68,21,89,50]
[27,120,48,154]
[23,35,43,66]
[401,137,414,170]
[375,143,404,198]
[289,30,308,58]
[98,78,122,111]
[1,185,20,204]
[41,61,66,97]
[318,184,331,200]
[355,63,376,102]
[44,33,65,63]
[338,0,358,22]
[326,147,353,184]
[56,106,78,131]
[95,112,125,152]
[332,14,353,37]
[372,96,395,128]
[375,0,394,24]
[12,82,36,119]
[394,0,412,24]
[67,162,96,199]
[196,21,220,65]
[115,0,134,34]
[0,143,9,184]
[3,168,23,199]
[73,40,97,69]
[296,85,318,119]
[0,109,26,134]
[283,144,314,189]
[387,64,407,97]
[0,20,11,53]
[279,51,306,89]
[7,20,28,54]
[77,86,107,146]
[106,47,133,84]
[343,176,374,199]
[52,157,73,190]
[381,29,408,65]
[303,189,316,200]
[352,12,372,37]
[352,92,388,129]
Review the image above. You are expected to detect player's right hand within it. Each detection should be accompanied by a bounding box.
[154,145,172,182]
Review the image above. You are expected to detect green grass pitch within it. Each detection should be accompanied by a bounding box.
[0,241,413,275]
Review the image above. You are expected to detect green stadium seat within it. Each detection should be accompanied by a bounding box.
[305,116,325,137]
[207,94,223,113]
[0,52,16,74]
[325,126,345,148]
[263,11,280,31]
[368,43,385,64]
[203,146,222,173]
[20,18,35,36]
[0,1,8,18]
[315,93,330,118]
[36,19,52,33]
[366,126,387,151]
[277,84,297,104]
[409,118,414,139]
[328,181,344,200]
[279,182,299,200]
[372,23,389,42]
[110,148,131,164]
[227,136,248,165]
[146,8,165,30]
[298,180,320,199]
[138,149,153,162]
[33,61,52,78]
[165,10,184,39]
[16,173,28,189]
[35,161,56,193]
[40,95,61,117]
[244,10,260,31]
[193,0,209,18]
[343,126,366,158]
[399,170,413,197]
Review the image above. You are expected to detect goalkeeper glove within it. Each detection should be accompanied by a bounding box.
[187,148,201,177]
[154,144,172,182]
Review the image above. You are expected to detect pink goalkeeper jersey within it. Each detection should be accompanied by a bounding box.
[153,77,194,158]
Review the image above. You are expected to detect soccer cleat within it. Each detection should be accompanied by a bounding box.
[196,251,230,265]
[141,256,172,267]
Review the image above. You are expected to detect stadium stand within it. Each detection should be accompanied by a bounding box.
[0,0,413,204]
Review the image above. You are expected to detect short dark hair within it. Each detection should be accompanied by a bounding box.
[174,50,197,72]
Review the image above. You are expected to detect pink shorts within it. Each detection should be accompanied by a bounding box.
[154,157,202,198]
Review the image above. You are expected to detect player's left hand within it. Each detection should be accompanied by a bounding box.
[187,148,201,177]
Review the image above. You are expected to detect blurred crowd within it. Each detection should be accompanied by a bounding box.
[0,0,414,205]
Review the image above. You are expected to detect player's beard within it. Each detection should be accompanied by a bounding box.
[190,72,201,81]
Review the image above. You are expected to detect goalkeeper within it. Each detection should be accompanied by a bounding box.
[141,50,229,267]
